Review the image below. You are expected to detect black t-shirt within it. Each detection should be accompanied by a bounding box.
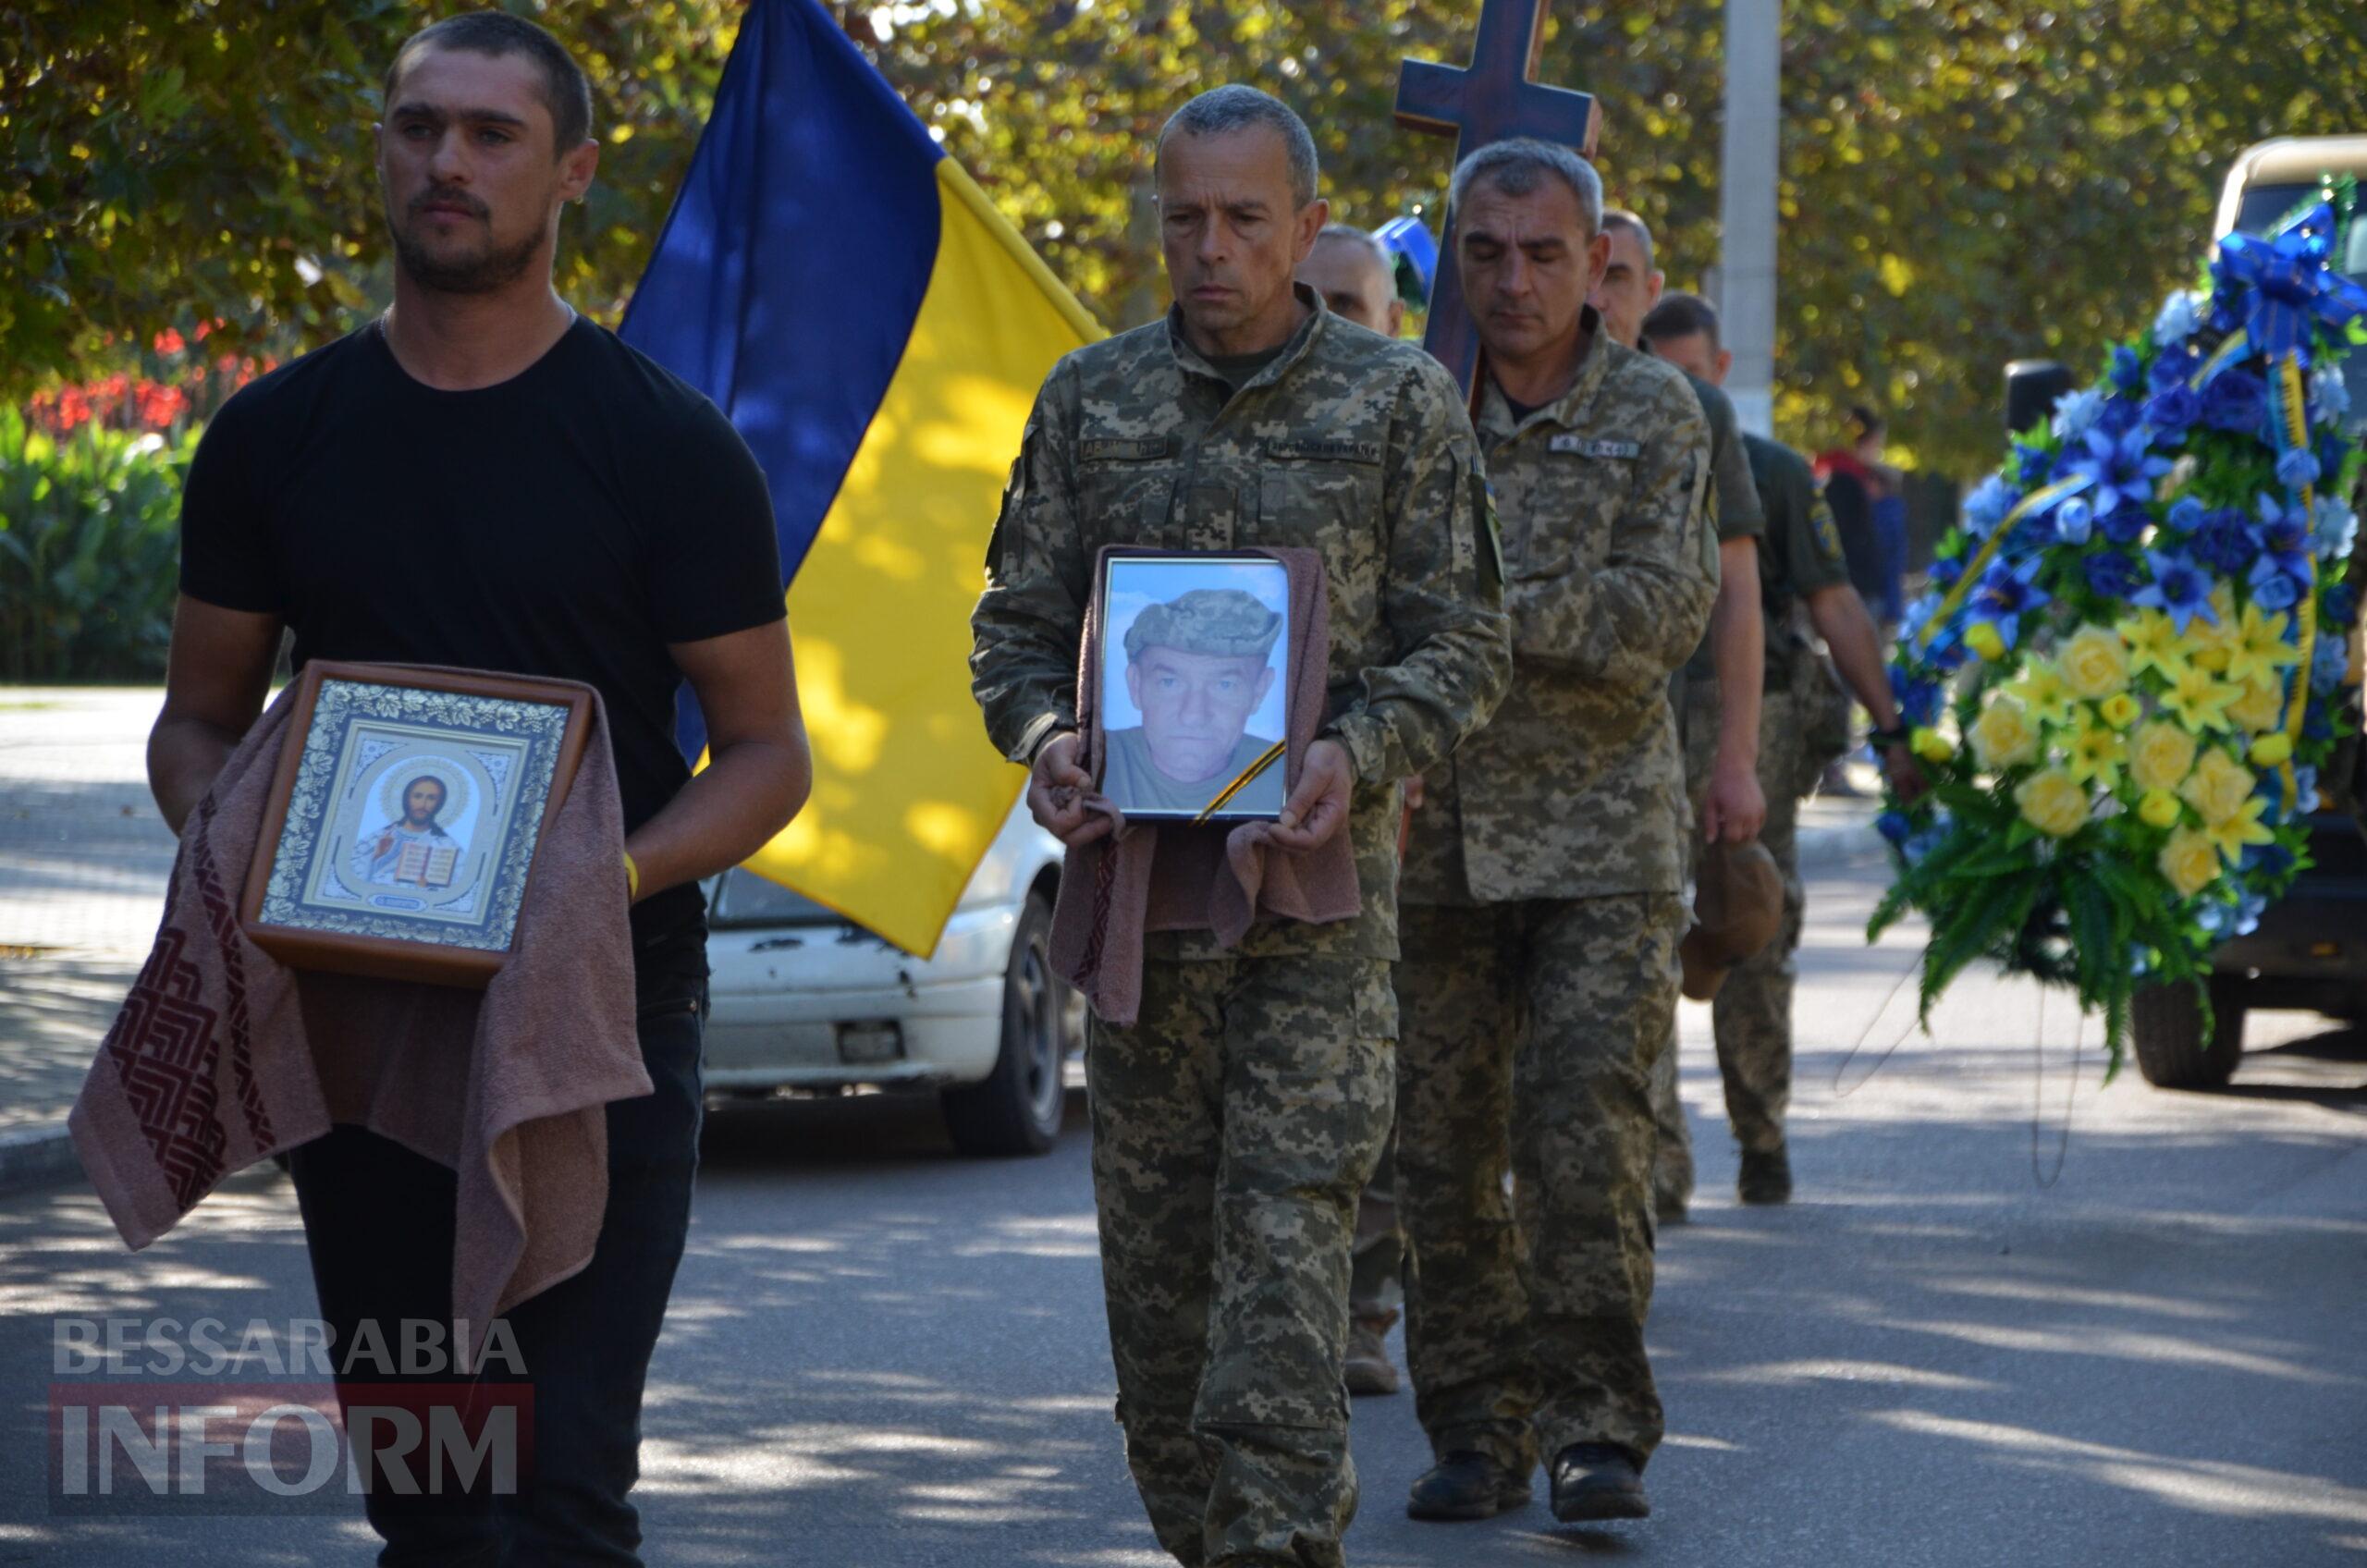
[179,316,787,937]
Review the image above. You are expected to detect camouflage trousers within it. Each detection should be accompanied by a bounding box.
[1392,893,1685,1471]
[1349,1133,1403,1325]
[1085,950,1396,1568]
[1653,684,1809,1205]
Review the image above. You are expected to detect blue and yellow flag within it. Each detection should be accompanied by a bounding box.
[619,0,1099,956]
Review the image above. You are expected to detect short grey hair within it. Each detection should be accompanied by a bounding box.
[1600,208,1654,267]
[1156,85,1319,212]
[1314,222,1392,277]
[1447,139,1604,239]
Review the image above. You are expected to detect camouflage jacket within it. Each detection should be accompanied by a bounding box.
[1403,322,1718,906]
[970,287,1512,959]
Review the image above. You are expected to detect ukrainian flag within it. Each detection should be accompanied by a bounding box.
[619,0,1099,956]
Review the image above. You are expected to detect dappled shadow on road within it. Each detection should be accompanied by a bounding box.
[644,1090,1173,1565]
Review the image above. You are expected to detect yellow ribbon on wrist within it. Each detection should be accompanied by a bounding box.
[622,851,641,901]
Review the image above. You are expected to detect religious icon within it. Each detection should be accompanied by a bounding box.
[240,663,593,987]
[1094,555,1292,822]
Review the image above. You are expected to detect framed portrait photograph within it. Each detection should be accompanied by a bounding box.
[239,663,594,988]
[1096,554,1291,822]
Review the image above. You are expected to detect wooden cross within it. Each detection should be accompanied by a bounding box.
[1396,0,1602,392]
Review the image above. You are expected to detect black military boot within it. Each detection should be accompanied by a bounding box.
[1406,1451,1531,1521]
[1737,1145,1793,1205]
[1549,1442,1650,1522]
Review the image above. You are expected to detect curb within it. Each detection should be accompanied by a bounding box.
[0,1122,81,1197]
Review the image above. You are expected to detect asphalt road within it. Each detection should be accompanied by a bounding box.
[2,861,2362,1565]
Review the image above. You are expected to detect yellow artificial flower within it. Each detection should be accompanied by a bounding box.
[1965,621,2007,663]
[1911,726,1956,764]
[2223,602,2303,690]
[2202,795,2277,863]
[1968,696,2040,771]
[2226,673,2285,734]
[2065,713,2126,785]
[2158,825,2222,899]
[2128,720,2200,793]
[2058,624,2132,700]
[2157,662,2239,733]
[2182,586,2240,674]
[2004,659,2079,729]
[2014,767,2091,839]
[2117,608,2190,684]
[2177,747,2255,826]
[2139,789,2184,828]
[2250,732,2294,767]
[2098,692,2142,729]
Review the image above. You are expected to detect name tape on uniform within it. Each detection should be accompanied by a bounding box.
[1549,435,1642,459]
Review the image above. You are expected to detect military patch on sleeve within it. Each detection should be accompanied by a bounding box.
[1811,497,1846,564]
[1470,464,1505,595]
[1549,435,1642,459]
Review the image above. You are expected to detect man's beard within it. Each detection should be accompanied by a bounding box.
[389,209,545,296]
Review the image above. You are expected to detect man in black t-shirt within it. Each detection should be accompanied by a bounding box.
[149,15,809,1563]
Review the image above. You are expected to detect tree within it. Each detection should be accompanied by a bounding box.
[7,0,2363,475]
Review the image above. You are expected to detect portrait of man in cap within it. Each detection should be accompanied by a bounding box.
[1101,582,1288,816]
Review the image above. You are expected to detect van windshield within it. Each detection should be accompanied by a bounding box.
[709,869,848,928]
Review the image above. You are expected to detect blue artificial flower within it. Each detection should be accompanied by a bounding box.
[2150,342,2201,393]
[2312,633,2349,692]
[1892,665,1945,727]
[2053,495,2094,545]
[2256,492,2312,578]
[2052,387,2107,442]
[2312,361,2353,424]
[2164,496,2207,534]
[2234,889,2268,937]
[2083,550,2142,601]
[2296,765,2322,816]
[2189,508,2262,574]
[2109,345,2149,395]
[1930,556,1965,590]
[2305,704,2335,741]
[2275,447,2324,491]
[2324,582,2360,628]
[1967,555,2051,647]
[2209,292,2247,337]
[2311,496,2358,561]
[1962,473,2020,540]
[2153,290,2202,347]
[2202,368,2268,434]
[2242,841,2296,877]
[1902,826,1949,866]
[2248,556,2300,611]
[2194,900,2229,936]
[2143,384,2203,443]
[2015,445,2055,486]
[2096,497,2153,545]
[2070,424,2174,515]
[1876,810,1913,847]
[2133,549,2218,633]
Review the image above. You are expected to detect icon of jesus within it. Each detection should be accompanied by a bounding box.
[353,774,463,888]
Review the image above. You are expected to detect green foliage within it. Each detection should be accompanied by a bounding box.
[0,409,197,682]
[1,0,736,383]
[8,1,2367,475]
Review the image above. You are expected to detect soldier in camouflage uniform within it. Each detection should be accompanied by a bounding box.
[1392,141,1716,1528]
[969,87,1510,1568]
[1639,292,1926,1208]
[1593,212,1771,1222]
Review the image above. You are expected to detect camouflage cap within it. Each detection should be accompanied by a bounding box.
[1123,587,1282,662]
